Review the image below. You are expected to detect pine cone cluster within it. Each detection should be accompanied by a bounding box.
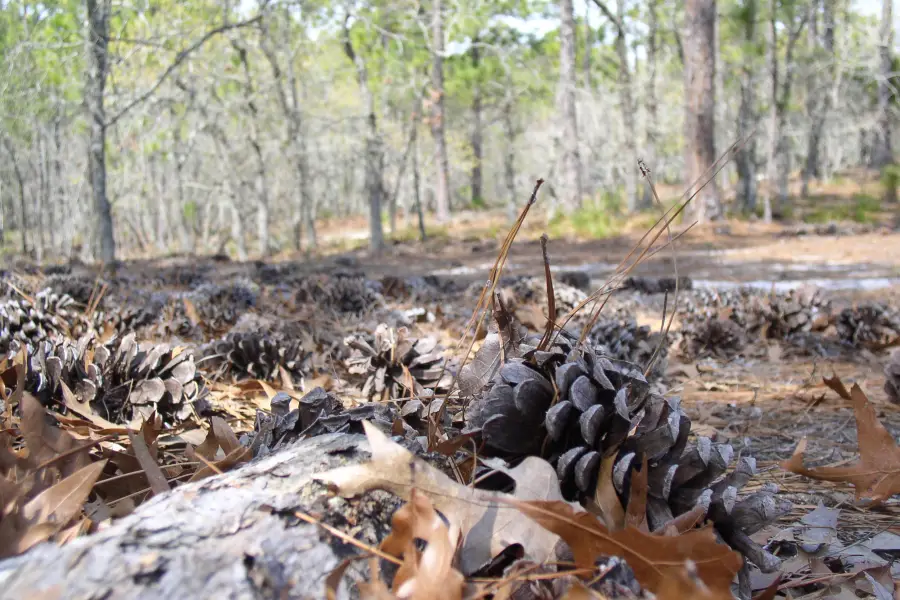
[344,324,448,401]
[0,289,80,353]
[6,333,205,424]
[836,303,900,347]
[182,279,260,330]
[622,276,692,295]
[42,274,107,306]
[465,331,787,573]
[500,276,587,316]
[588,311,668,380]
[201,332,311,382]
[678,288,830,358]
[294,274,382,314]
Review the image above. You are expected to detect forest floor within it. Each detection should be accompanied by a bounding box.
[3,205,900,598]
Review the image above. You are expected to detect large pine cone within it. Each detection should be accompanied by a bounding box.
[588,311,668,380]
[201,332,311,383]
[42,274,109,306]
[294,274,382,314]
[344,324,449,401]
[466,331,788,573]
[6,333,206,424]
[0,289,80,353]
[836,303,900,347]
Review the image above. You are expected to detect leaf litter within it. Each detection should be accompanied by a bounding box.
[0,171,899,599]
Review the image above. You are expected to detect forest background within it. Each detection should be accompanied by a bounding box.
[0,0,897,264]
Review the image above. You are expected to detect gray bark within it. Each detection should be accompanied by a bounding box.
[558,0,583,210]
[233,41,272,257]
[642,0,659,208]
[344,17,385,253]
[802,0,834,198]
[763,0,804,221]
[470,43,483,208]
[503,91,518,221]
[0,433,384,600]
[2,138,28,256]
[431,0,451,222]
[412,121,427,242]
[85,0,116,264]
[259,9,317,251]
[684,0,722,223]
[875,0,896,202]
[736,0,760,213]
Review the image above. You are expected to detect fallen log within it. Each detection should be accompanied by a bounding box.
[0,433,390,600]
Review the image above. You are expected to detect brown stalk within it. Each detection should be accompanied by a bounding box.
[537,234,556,351]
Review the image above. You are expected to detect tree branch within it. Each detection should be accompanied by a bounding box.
[591,0,624,37]
[105,15,263,128]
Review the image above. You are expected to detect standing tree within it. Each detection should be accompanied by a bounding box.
[85,0,115,264]
[343,12,385,253]
[801,0,835,198]
[683,0,721,222]
[732,0,763,213]
[762,0,805,222]
[430,0,451,222]
[592,0,639,212]
[558,0,583,210]
[874,0,896,203]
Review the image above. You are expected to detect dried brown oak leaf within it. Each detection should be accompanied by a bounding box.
[0,459,106,558]
[782,380,900,506]
[315,421,575,574]
[508,499,741,597]
[374,488,464,600]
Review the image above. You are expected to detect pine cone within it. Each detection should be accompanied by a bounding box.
[7,333,206,424]
[201,332,311,383]
[836,303,900,347]
[499,276,588,316]
[344,324,449,401]
[588,310,668,380]
[622,276,692,295]
[885,350,900,404]
[41,274,108,307]
[294,274,382,314]
[465,331,788,572]
[0,288,80,353]
[679,317,747,360]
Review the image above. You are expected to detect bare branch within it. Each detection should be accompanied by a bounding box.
[105,15,263,128]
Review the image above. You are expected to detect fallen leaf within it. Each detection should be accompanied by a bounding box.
[315,421,571,574]
[59,382,122,431]
[588,454,625,530]
[382,489,463,600]
[22,460,107,526]
[458,334,504,399]
[127,431,169,496]
[19,393,91,477]
[182,298,200,327]
[782,382,900,505]
[625,456,649,533]
[796,503,839,553]
[508,499,742,596]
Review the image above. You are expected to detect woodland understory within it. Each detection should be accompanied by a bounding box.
[0,182,900,599]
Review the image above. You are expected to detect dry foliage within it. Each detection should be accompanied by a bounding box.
[782,376,900,505]
[359,489,464,600]
[509,499,741,597]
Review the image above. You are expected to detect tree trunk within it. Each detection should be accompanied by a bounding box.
[641,0,659,208]
[412,121,427,242]
[0,433,390,600]
[875,0,896,202]
[430,0,451,222]
[684,0,721,223]
[470,43,483,209]
[614,0,638,212]
[344,20,385,253]
[86,0,116,264]
[3,139,28,256]
[558,0,584,210]
[583,5,592,89]
[736,0,759,214]
[503,93,518,222]
[801,0,833,198]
